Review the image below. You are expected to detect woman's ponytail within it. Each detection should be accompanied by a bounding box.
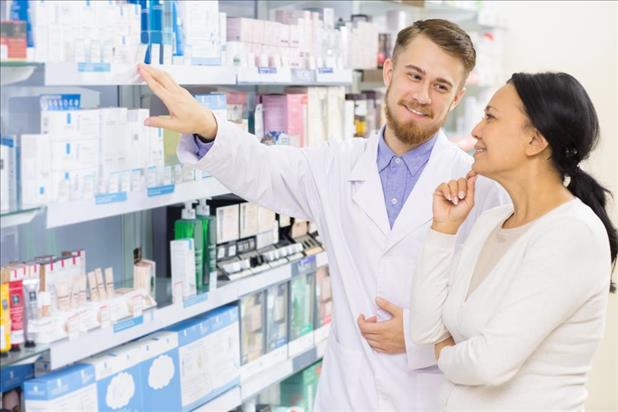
[509,72,617,293]
[567,168,617,292]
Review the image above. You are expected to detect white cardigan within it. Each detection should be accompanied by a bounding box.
[410,199,611,411]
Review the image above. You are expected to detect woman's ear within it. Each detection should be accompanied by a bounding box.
[526,129,550,157]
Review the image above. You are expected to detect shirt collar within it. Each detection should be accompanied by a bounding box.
[377,126,439,173]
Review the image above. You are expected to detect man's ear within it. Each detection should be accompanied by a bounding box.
[527,129,550,157]
[449,87,466,112]
[383,58,394,88]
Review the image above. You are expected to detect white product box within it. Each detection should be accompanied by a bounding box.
[50,138,99,172]
[216,204,240,244]
[148,127,165,169]
[51,168,98,202]
[127,109,150,170]
[0,137,16,212]
[99,108,130,176]
[170,238,197,302]
[41,110,79,135]
[166,304,240,411]
[24,364,98,412]
[84,344,145,412]
[240,202,259,239]
[138,332,182,411]
[20,134,52,207]
[181,1,221,65]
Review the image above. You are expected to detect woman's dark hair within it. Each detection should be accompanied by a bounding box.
[509,72,616,293]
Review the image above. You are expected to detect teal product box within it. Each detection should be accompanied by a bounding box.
[24,364,98,411]
[137,331,182,412]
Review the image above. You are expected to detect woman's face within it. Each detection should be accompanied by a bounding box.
[471,84,535,180]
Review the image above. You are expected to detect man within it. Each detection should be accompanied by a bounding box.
[139,19,507,411]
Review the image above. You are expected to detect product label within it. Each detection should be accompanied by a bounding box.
[292,255,316,277]
[78,62,112,72]
[9,280,25,345]
[113,315,143,333]
[95,192,128,205]
[147,184,175,197]
[318,67,334,74]
[257,67,277,75]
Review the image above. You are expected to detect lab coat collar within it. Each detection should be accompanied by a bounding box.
[386,129,459,252]
[347,129,462,246]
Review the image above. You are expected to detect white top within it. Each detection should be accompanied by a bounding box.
[410,199,611,411]
[467,221,532,297]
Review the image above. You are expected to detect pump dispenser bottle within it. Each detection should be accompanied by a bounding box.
[196,199,216,291]
[174,201,204,291]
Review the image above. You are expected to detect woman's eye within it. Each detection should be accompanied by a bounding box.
[484,113,494,121]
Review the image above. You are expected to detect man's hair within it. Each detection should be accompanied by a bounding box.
[392,19,476,77]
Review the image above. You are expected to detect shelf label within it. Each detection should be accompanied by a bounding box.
[318,67,334,74]
[257,67,277,74]
[182,292,209,308]
[113,315,143,333]
[147,184,175,197]
[95,192,128,205]
[78,63,112,73]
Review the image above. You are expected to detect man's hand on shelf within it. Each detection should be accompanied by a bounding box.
[137,63,217,139]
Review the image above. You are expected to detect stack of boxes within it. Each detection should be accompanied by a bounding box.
[20,94,167,207]
[23,304,240,412]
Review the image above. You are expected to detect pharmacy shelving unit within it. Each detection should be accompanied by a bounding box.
[39,251,327,370]
[28,252,329,411]
[45,177,230,228]
[1,61,353,88]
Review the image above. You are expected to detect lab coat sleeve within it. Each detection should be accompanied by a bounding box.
[437,220,609,386]
[409,229,459,347]
[177,114,326,222]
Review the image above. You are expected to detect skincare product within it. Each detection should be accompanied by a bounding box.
[174,201,204,292]
[104,268,115,298]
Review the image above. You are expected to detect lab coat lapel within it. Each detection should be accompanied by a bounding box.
[347,134,390,237]
[385,132,457,252]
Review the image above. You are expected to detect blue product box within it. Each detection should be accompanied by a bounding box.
[81,346,144,412]
[138,331,182,412]
[24,364,98,411]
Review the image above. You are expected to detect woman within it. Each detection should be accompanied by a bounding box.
[410,72,616,411]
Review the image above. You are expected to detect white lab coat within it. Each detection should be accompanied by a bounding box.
[177,116,508,411]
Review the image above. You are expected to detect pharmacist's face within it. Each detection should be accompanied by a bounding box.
[383,35,466,146]
[471,84,539,178]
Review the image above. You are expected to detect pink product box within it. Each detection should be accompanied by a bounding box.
[261,94,307,147]
[227,17,254,43]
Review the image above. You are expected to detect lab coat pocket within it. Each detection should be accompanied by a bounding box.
[317,336,363,410]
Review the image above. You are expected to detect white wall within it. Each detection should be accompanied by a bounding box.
[488,1,618,411]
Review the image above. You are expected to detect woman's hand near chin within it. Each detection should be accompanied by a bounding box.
[431,170,477,235]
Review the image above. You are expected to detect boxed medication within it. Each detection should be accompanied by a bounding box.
[137,331,182,412]
[24,364,98,412]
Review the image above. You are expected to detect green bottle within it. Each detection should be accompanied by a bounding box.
[196,199,217,292]
[174,201,204,292]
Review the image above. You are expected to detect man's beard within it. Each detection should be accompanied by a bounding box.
[384,86,443,146]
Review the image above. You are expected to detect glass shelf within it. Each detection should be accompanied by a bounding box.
[0,207,41,229]
[0,344,49,370]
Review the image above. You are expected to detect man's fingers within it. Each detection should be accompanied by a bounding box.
[376,297,401,316]
[144,115,176,130]
[138,64,173,104]
[139,63,177,91]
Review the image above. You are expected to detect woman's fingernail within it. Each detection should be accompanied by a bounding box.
[459,191,465,199]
